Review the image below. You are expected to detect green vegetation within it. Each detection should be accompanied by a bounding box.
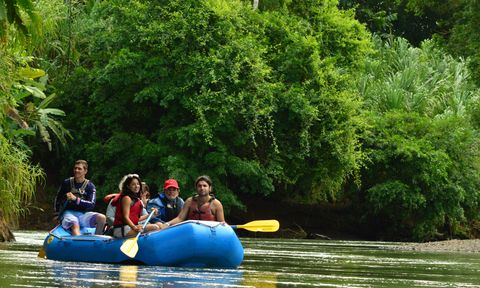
[56,0,370,210]
[2,0,480,241]
[1,0,69,230]
[353,37,480,240]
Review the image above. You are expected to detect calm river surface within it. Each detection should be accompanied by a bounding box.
[1,231,480,287]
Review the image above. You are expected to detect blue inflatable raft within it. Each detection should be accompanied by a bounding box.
[42,220,244,268]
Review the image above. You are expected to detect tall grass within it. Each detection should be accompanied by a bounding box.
[0,134,44,223]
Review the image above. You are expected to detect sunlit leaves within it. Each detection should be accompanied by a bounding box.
[358,61,480,240]
[359,37,480,118]
[61,0,371,206]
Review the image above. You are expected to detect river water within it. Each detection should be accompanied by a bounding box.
[1,231,480,287]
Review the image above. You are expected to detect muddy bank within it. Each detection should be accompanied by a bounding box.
[397,239,480,253]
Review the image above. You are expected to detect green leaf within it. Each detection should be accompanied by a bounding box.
[38,93,57,109]
[11,129,35,137]
[18,67,46,79]
[23,85,46,98]
[39,108,65,117]
[0,1,7,21]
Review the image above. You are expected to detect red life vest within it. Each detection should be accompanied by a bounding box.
[113,195,143,226]
[103,193,119,204]
[187,195,215,221]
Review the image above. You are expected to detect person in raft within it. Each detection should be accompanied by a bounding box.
[53,160,106,236]
[147,178,184,227]
[158,175,225,229]
[104,177,149,227]
[112,174,159,238]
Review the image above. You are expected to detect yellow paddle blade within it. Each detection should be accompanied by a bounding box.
[37,246,46,259]
[234,220,280,232]
[120,237,139,258]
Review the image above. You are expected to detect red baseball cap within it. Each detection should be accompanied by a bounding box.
[164,179,179,190]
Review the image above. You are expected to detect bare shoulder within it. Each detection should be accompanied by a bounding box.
[212,199,223,208]
[121,195,131,203]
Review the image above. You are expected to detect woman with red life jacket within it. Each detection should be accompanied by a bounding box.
[112,174,159,238]
[159,175,225,229]
[104,179,150,228]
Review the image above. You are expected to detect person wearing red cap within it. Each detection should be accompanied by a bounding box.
[160,175,225,229]
[146,178,184,227]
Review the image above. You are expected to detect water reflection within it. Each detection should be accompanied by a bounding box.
[4,231,480,287]
[119,265,138,287]
[46,262,244,287]
[242,271,278,288]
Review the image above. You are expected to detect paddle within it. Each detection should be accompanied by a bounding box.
[120,210,155,258]
[38,246,46,258]
[231,219,280,232]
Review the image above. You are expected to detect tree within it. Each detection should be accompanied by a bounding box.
[446,1,480,86]
[55,0,371,212]
[0,0,41,43]
[354,37,480,241]
[0,0,70,240]
[338,0,461,46]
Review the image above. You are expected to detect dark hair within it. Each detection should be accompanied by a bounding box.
[121,174,142,200]
[195,175,212,188]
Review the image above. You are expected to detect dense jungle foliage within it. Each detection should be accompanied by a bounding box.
[2,0,480,241]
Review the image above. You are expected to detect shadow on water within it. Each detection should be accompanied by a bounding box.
[2,231,480,287]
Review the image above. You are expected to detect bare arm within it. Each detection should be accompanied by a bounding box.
[213,199,225,223]
[139,205,156,221]
[166,197,192,226]
[121,196,137,230]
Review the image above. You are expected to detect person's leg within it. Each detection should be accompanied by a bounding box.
[145,223,159,232]
[94,214,106,235]
[155,222,169,230]
[113,226,130,238]
[70,224,81,236]
[124,226,136,237]
[61,211,80,236]
[79,212,106,235]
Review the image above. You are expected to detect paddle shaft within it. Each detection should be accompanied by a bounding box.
[120,210,156,258]
[134,210,155,238]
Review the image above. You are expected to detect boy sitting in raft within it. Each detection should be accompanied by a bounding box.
[54,160,106,236]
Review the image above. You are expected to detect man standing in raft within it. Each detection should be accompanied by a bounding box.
[159,175,225,228]
[54,160,106,235]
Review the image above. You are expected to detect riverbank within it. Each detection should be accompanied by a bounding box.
[398,239,480,253]
[17,193,480,253]
[16,199,480,253]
